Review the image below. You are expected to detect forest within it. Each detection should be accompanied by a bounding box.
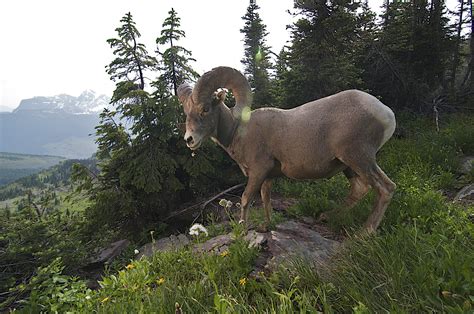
[0,0,473,312]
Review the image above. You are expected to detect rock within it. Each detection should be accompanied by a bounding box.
[454,184,474,203]
[193,234,233,254]
[89,239,130,265]
[244,230,269,249]
[460,156,474,174]
[300,216,317,225]
[138,234,189,258]
[266,221,339,270]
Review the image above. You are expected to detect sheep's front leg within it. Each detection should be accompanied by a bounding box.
[239,175,266,224]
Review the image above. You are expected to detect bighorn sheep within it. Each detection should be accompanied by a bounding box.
[178,67,396,233]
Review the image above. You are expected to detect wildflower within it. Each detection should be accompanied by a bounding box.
[134,249,139,255]
[220,250,229,257]
[175,302,183,314]
[157,277,165,285]
[85,295,91,300]
[219,199,227,207]
[189,223,209,237]
[125,264,135,270]
[226,200,233,208]
[441,291,452,298]
[191,152,196,157]
[101,297,110,303]
[239,277,247,286]
[236,202,241,208]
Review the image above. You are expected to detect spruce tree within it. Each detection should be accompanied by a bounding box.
[155,8,199,96]
[240,0,273,108]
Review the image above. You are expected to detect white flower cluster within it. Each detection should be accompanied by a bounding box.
[189,223,209,237]
[219,199,233,208]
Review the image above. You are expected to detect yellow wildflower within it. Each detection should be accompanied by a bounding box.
[101,297,110,303]
[239,277,247,286]
[220,250,229,257]
[125,264,135,270]
[157,277,165,285]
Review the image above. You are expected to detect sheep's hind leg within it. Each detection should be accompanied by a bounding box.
[318,168,370,222]
[362,165,396,233]
[343,159,395,233]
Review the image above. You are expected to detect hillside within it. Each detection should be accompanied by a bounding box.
[0,152,65,186]
[0,157,97,209]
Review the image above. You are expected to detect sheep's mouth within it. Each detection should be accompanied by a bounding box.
[188,140,202,150]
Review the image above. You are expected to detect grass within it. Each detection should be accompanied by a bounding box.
[13,114,474,313]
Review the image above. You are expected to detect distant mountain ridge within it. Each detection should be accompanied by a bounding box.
[13,90,110,114]
[0,90,110,159]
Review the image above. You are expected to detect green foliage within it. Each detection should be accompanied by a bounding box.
[13,258,92,313]
[240,0,273,108]
[0,206,89,308]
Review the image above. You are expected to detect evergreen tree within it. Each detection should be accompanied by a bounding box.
[106,12,157,91]
[279,0,365,107]
[365,0,453,110]
[74,11,241,235]
[156,8,199,96]
[240,0,273,108]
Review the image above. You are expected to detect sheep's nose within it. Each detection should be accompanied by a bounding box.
[185,135,194,145]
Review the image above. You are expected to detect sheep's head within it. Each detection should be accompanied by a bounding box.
[177,66,252,150]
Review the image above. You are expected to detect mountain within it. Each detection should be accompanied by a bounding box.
[0,91,110,159]
[13,90,110,115]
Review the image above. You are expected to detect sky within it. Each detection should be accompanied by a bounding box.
[0,0,458,111]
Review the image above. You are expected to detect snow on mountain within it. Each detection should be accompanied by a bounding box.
[13,90,111,114]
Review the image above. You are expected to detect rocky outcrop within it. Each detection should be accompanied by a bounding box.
[138,219,340,274]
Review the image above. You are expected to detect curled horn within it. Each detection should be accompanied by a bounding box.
[177,83,193,113]
[192,67,252,120]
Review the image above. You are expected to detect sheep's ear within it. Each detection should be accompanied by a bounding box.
[212,88,227,105]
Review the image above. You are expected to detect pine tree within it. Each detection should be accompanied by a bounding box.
[240,0,273,108]
[156,8,199,96]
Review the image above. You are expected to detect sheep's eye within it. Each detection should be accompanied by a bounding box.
[201,107,209,115]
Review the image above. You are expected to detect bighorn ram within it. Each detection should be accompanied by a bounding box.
[178,67,396,233]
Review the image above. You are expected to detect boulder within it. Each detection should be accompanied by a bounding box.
[89,239,130,265]
[265,220,339,270]
[454,184,474,203]
[459,156,474,174]
[138,234,190,258]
